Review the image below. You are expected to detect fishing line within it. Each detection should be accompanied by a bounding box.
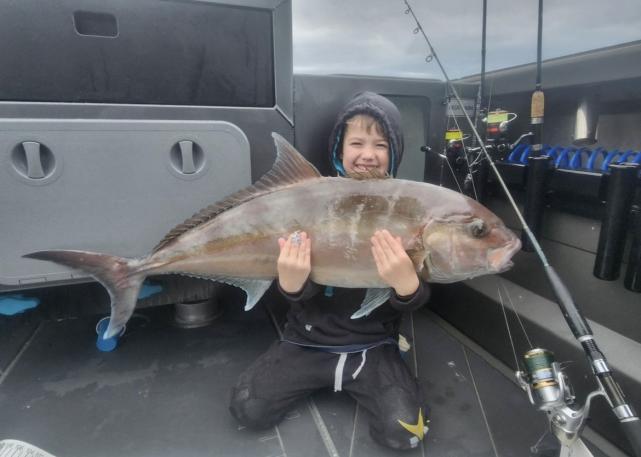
[487,78,495,122]
[443,89,477,198]
[497,286,522,371]
[499,279,535,349]
[450,113,480,201]
[440,147,465,193]
[472,83,482,148]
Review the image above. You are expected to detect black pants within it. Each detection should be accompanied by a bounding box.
[229,341,428,450]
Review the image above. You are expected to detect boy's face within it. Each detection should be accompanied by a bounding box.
[341,114,390,175]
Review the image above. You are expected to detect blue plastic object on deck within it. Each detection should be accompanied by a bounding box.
[0,295,40,316]
[95,317,125,352]
[138,282,162,299]
[94,282,160,352]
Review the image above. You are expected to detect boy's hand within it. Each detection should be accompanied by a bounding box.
[277,231,312,294]
[371,230,420,297]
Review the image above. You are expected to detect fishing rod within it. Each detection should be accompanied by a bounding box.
[531,0,545,158]
[402,1,641,456]
[471,0,487,148]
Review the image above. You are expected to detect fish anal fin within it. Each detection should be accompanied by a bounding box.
[351,288,392,319]
[213,277,273,310]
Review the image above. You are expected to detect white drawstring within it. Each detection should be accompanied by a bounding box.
[334,349,369,392]
[334,353,348,392]
[352,349,367,379]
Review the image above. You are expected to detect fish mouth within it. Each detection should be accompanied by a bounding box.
[493,260,514,274]
[488,238,521,273]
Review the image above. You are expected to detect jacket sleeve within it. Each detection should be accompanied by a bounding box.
[277,279,323,303]
[388,278,431,312]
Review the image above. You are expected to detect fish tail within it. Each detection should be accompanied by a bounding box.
[23,250,145,339]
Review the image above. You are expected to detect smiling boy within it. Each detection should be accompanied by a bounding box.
[230,92,430,450]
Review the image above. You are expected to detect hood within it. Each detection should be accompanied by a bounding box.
[328,92,404,176]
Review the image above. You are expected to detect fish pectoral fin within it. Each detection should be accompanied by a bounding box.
[407,248,427,270]
[407,246,431,283]
[213,277,273,311]
[351,288,392,319]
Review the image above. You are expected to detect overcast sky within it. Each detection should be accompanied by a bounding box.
[292,0,641,79]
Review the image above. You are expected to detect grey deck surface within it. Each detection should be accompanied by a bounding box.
[0,300,601,457]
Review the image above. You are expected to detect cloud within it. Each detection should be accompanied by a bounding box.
[292,0,641,79]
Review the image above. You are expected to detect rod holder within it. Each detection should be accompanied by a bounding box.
[594,164,639,280]
[473,158,490,204]
[522,155,552,252]
[625,205,641,292]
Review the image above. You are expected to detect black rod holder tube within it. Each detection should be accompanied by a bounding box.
[474,158,490,204]
[625,205,641,292]
[522,156,551,252]
[594,164,638,280]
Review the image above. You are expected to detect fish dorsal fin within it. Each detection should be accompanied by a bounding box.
[260,132,322,187]
[153,133,321,253]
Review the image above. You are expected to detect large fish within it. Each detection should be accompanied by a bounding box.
[25,133,521,339]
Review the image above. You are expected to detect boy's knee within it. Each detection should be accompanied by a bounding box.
[229,384,280,430]
[369,408,429,450]
[368,386,428,450]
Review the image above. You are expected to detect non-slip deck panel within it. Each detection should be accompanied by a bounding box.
[1,297,605,456]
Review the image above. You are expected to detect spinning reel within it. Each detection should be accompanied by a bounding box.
[517,348,606,456]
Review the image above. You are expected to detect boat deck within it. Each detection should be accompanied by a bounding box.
[0,296,608,457]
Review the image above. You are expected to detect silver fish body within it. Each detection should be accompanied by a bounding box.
[25,134,521,338]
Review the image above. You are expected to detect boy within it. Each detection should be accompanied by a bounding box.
[230,92,430,450]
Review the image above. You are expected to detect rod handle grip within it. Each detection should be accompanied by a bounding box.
[620,418,641,457]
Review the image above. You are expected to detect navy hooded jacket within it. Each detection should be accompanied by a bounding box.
[278,92,429,348]
[328,92,405,177]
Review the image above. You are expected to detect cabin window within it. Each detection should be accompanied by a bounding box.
[0,0,275,107]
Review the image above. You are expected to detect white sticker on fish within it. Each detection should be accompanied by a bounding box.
[290,231,302,246]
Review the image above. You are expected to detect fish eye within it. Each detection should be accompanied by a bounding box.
[468,219,487,238]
